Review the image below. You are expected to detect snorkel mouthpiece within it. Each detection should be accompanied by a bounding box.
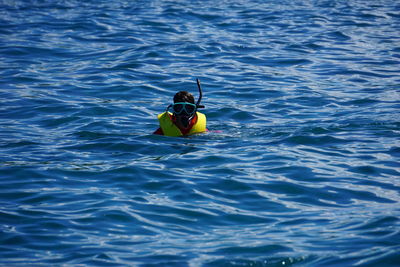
[180,115,190,128]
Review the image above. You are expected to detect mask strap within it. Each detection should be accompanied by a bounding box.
[165,104,172,113]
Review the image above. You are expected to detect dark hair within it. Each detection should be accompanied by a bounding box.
[173,91,195,104]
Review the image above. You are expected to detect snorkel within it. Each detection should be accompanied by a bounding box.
[179,78,204,128]
[183,78,205,126]
[196,78,205,109]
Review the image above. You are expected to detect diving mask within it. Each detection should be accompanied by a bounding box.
[172,102,196,116]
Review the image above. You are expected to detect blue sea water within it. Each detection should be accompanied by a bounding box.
[1,0,400,266]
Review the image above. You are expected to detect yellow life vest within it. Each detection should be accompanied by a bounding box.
[157,111,206,137]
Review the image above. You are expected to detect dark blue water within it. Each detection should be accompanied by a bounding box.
[1,0,400,266]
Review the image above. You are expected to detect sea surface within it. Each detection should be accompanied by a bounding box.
[1,0,400,266]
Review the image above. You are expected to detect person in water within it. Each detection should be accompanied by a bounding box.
[154,85,207,137]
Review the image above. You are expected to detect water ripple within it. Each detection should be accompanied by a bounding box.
[1,0,400,266]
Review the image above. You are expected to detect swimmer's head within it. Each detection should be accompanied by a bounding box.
[172,91,196,127]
